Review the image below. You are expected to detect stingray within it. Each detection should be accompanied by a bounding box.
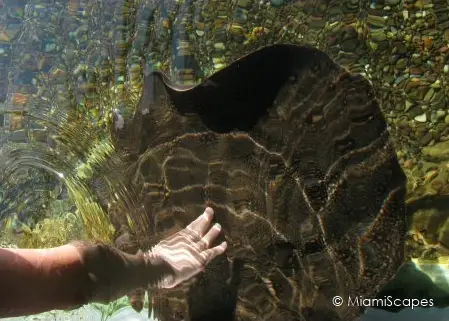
[112,44,407,321]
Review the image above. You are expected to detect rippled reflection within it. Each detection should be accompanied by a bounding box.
[1,0,449,320]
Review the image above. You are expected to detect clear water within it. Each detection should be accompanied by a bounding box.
[2,296,154,321]
[1,0,449,320]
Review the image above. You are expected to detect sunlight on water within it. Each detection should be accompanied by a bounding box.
[2,0,449,320]
[412,258,449,293]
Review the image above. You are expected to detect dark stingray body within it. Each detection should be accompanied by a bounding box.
[113,44,407,321]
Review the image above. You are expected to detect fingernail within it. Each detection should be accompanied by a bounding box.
[213,223,221,230]
[203,207,214,219]
[221,241,227,249]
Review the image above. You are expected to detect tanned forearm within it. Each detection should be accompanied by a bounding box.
[0,242,168,317]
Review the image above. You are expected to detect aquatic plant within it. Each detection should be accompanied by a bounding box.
[91,296,132,321]
[19,214,84,249]
[0,208,85,249]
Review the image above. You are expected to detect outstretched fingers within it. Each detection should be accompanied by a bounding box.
[198,223,222,250]
[184,207,228,264]
[187,207,214,238]
[202,241,228,264]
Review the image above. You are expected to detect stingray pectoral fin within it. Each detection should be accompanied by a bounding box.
[148,72,198,114]
[150,44,328,133]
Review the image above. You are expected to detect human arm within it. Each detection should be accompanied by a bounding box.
[0,241,162,317]
[0,207,227,317]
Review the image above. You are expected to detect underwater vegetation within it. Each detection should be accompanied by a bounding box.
[91,296,149,321]
[0,204,84,249]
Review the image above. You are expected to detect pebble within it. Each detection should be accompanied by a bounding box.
[271,0,284,6]
[405,100,413,111]
[436,110,446,120]
[396,58,407,69]
[414,113,427,122]
[409,105,423,118]
[44,43,56,52]
[237,0,252,9]
[431,80,441,89]
[404,159,414,169]
[214,43,225,50]
[424,88,434,101]
[422,140,449,160]
[403,10,409,20]
[387,0,401,5]
[420,132,433,146]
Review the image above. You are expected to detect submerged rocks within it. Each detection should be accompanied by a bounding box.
[422,140,449,161]
[2,0,449,318]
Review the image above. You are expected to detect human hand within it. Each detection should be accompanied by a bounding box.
[144,207,227,289]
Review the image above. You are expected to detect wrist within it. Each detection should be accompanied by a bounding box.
[74,242,149,304]
[143,249,173,289]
